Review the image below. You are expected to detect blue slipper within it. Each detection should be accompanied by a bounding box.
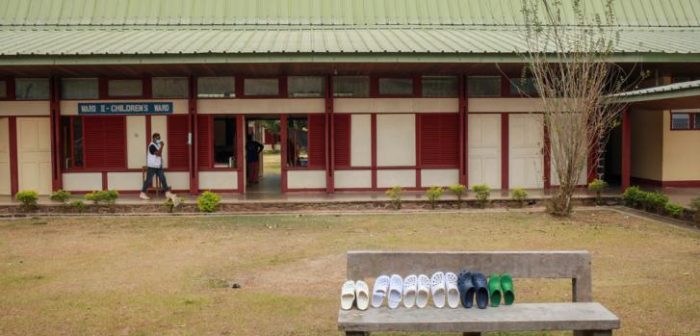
[471,272,489,309]
[457,269,474,308]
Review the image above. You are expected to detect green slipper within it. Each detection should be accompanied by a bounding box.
[488,273,502,307]
[500,273,515,305]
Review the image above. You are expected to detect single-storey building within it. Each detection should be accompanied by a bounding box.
[0,0,698,196]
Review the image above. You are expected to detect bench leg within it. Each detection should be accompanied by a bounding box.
[574,330,612,336]
[345,332,369,336]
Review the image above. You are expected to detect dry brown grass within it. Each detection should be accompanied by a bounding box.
[0,210,698,336]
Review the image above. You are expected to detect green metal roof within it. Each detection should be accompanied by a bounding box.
[1,0,699,27]
[0,0,699,65]
[609,80,700,103]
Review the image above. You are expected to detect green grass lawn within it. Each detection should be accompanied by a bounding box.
[0,210,698,335]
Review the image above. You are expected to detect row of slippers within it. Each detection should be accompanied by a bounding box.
[341,271,515,310]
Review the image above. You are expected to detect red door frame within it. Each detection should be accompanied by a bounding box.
[459,74,468,186]
[543,121,551,189]
[49,77,62,192]
[236,114,245,193]
[280,114,288,192]
[325,75,335,193]
[9,117,18,195]
[188,75,198,194]
[500,113,510,190]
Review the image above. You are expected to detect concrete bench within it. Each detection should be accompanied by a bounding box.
[338,251,619,336]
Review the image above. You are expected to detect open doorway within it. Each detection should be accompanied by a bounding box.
[245,116,281,195]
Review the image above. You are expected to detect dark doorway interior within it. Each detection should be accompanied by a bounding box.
[245,116,281,195]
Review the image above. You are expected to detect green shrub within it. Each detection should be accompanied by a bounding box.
[448,184,467,208]
[197,191,221,213]
[385,186,403,210]
[85,190,119,205]
[622,186,644,208]
[587,179,608,205]
[50,190,71,204]
[16,190,39,210]
[641,191,668,213]
[163,196,183,213]
[690,197,700,223]
[665,203,684,218]
[68,200,85,212]
[425,186,444,209]
[472,184,491,208]
[511,188,528,207]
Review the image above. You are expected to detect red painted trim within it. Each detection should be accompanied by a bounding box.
[285,188,327,192]
[660,180,700,188]
[371,114,377,189]
[415,114,422,188]
[621,108,631,190]
[145,115,152,145]
[280,114,288,193]
[63,168,189,173]
[238,76,284,98]
[374,76,418,98]
[188,75,198,194]
[459,74,468,186]
[501,113,509,190]
[325,74,334,193]
[103,77,149,99]
[543,122,551,189]
[101,171,108,190]
[50,77,62,191]
[236,114,245,194]
[9,117,18,195]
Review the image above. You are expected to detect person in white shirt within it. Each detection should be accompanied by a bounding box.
[140,133,175,200]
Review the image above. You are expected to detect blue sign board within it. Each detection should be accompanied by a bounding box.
[78,102,173,115]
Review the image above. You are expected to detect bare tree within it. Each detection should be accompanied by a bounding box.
[518,0,641,216]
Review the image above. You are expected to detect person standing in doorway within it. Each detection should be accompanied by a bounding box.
[140,133,176,200]
[246,134,264,184]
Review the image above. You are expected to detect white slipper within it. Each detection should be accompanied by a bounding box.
[340,280,356,310]
[416,274,431,308]
[355,280,370,311]
[371,275,390,308]
[388,274,403,309]
[402,274,418,308]
[445,272,460,308]
[431,272,446,308]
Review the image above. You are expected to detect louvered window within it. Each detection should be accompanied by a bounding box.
[83,116,126,169]
[333,114,350,167]
[167,115,189,169]
[419,114,459,166]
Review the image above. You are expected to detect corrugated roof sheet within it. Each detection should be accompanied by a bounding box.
[0,0,699,63]
[1,0,699,27]
[611,80,700,98]
[0,27,698,56]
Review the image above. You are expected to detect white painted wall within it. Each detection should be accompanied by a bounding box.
[288,170,326,189]
[377,169,416,188]
[334,170,372,189]
[107,172,143,190]
[421,169,459,187]
[17,118,52,194]
[376,114,415,166]
[509,114,544,189]
[335,98,458,113]
[468,98,544,113]
[0,118,10,195]
[151,116,168,168]
[350,114,372,167]
[62,172,102,191]
[468,114,502,189]
[166,172,190,191]
[198,99,324,114]
[199,171,237,190]
[0,101,50,116]
[126,116,147,169]
[60,99,188,116]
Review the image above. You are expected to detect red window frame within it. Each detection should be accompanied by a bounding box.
[0,78,13,100]
[670,112,700,131]
[239,76,285,98]
[374,76,419,97]
[167,115,190,170]
[333,114,351,168]
[286,114,326,170]
[197,115,238,170]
